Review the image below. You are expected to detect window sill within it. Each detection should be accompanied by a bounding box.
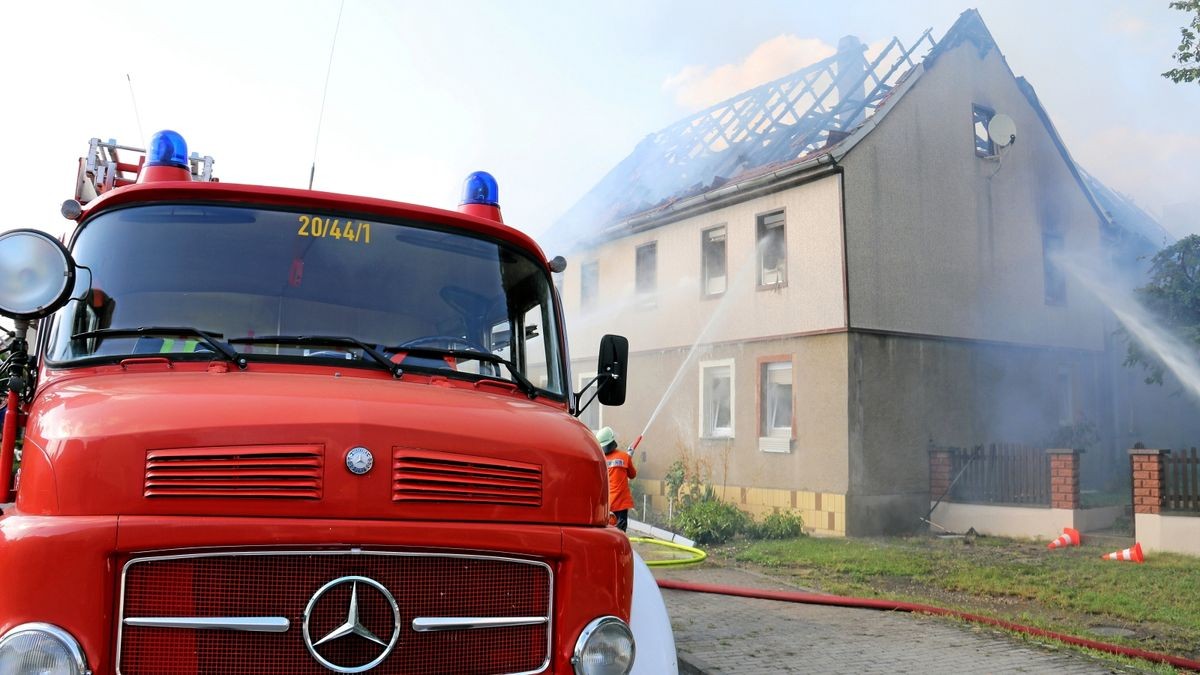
[758,437,792,454]
[757,281,788,291]
[700,433,735,441]
[634,295,658,310]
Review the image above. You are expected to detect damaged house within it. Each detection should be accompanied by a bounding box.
[546,10,1200,535]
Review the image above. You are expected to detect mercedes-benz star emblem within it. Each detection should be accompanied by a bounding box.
[345,446,374,475]
[302,576,400,673]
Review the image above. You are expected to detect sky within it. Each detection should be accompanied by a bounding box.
[2,0,1198,245]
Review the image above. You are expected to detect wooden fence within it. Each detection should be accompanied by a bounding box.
[1164,447,1200,513]
[948,444,1050,506]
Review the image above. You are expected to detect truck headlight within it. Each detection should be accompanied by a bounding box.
[0,623,90,675]
[572,615,635,675]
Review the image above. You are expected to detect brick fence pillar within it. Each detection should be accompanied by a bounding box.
[1128,448,1168,515]
[929,447,954,502]
[1046,449,1082,510]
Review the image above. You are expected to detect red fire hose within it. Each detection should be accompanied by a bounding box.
[656,579,1200,672]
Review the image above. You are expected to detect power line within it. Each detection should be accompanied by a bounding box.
[309,0,346,190]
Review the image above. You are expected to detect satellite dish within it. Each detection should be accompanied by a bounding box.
[988,114,1017,148]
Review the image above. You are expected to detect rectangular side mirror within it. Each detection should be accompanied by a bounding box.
[597,334,628,406]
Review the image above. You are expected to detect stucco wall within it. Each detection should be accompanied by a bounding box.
[1135,513,1200,557]
[576,332,850,498]
[928,502,1123,540]
[560,174,846,363]
[841,41,1105,351]
[847,331,1108,534]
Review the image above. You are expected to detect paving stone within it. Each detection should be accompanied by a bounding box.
[653,561,1151,674]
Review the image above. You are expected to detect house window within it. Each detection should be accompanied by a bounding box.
[702,225,727,296]
[759,360,793,453]
[635,242,657,297]
[578,372,602,431]
[699,359,734,438]
[973,104,995,157]
[1057,366,1073,426]
[757,211,787,287]
[580,261,599,311]
[1042,231,1066,306]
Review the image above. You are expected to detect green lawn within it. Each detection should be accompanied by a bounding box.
[713,534,1200,666]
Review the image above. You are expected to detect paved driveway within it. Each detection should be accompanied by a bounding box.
[653,563,1145,674]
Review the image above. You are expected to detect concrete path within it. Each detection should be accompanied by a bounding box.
[653,562,1148,674]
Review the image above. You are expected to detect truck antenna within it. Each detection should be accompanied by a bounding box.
[126,73,146,148]
[309,0,345,190]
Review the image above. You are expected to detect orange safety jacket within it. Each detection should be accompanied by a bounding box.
[605,448,637,512]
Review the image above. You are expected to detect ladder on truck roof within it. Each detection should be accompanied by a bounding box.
[75,137,216,204]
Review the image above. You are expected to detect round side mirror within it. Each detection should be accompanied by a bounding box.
[0,229,77,320]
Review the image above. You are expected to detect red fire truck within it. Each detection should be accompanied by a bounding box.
[0,131,676,674]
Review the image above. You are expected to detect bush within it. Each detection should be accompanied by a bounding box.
[675,496,750,544]
[751,510,805,540]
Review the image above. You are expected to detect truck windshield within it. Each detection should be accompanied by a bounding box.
[45,203,565,397]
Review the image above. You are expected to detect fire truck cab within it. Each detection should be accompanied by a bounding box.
[0,131,676,675]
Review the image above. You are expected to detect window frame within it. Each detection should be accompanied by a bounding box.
[1042,230,1067,306]
[1057,365,1074,427]
[973,104,996,158]
[756,210,788,289]
[580,260,599,312]
[698,358,735,439]
[635,241,658,302]
[757,356,794,453]
[701,224,728,299]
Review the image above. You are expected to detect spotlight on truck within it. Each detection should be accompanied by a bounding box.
[0,229,76,320]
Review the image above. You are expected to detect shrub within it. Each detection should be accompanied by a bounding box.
[751,510,805,540]
[663,459,686,502]
[675,496,750,544]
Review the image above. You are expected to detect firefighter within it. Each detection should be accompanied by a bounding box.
[596,426,636,532]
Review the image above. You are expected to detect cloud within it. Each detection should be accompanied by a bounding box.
[1106,11,1149,36]
[663,35,837,111]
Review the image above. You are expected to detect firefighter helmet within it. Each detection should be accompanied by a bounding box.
[595,426,616,451]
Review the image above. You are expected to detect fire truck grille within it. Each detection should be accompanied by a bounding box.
[144,445,323,499]
[392,449,542,507]
[118,551,552,675]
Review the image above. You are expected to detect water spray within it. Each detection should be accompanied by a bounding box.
[1058,255,1200,401]
[628,242,767,451]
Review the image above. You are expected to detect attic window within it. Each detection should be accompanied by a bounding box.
[757,211,787,288]
[702,225,727,297]
[1042,231,1066,306]
[973,104,995,157]
[635,242,657,298]
[581,261,599,312]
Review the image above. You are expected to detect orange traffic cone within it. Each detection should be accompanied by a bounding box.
[1101,542,1144,563]
[1047,527,1081,550]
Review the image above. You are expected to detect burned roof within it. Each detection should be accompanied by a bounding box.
[545,27,936,248]
[546,9,1169,254]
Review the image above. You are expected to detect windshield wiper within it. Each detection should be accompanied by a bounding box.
[72,327,246,369]
[386,346,539,399]
[228,335,401,378]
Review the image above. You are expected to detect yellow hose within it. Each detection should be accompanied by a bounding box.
[629,536,708,566]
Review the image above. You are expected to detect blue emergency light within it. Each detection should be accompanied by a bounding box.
[460,171,499,207]
[145,130,190,169]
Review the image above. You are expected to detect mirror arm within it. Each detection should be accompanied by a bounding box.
[572,370,613,418]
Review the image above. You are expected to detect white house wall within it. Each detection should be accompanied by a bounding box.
[560,174,846,361]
